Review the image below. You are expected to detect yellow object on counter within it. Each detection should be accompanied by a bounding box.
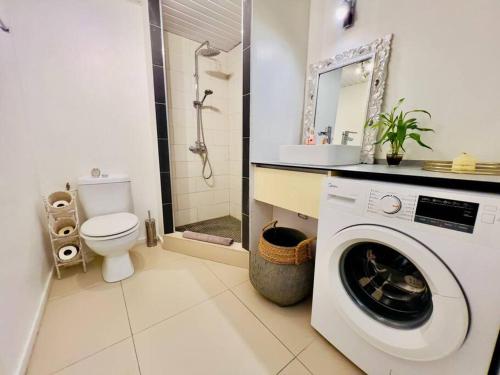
[451,153,477,172]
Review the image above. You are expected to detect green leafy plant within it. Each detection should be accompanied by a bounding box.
[366,98,433,155]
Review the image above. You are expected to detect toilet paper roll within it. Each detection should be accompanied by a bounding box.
[58,245,79,261]
[52,200,69,208]
[58,226,75,236]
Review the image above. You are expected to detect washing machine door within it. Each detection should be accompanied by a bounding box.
[327,225,469,361]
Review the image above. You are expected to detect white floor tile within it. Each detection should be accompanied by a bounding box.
[121,258,226,333]
[28,283,130,374]
[129,244,189,272]
[53,338,139,375]
[203,259,249,288]
[298,335,364,375]
[49,256,104,300]
[232,281,317,354]
[279,359,311,375]
[134,291,293,375]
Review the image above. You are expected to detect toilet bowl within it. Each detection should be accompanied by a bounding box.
[81,212,139,282]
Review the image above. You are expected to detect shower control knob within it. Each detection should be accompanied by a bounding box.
[379,195,402,214]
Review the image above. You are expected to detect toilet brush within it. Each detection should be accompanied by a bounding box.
[145,210,157,247]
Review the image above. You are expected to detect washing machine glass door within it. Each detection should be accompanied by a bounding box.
[341,241,433,329]
[328,225,469,361]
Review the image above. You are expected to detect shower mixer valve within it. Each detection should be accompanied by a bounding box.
[189,141,207,155]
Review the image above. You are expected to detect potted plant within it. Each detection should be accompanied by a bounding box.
[367,98,433,165]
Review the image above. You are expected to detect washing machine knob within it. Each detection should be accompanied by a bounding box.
[379,195,402,214]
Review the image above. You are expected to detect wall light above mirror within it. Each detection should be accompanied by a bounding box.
[302,34,393,163]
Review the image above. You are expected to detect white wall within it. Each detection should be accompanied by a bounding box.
[0,9,52,374]
[0,0,159,373]
[308,0,500,161]
[250,0,311,162]
[7,0,162,237]
[165,32,242,226]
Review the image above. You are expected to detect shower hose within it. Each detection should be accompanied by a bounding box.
[197,106,214,186]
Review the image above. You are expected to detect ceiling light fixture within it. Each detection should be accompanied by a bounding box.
[336,0,356,29]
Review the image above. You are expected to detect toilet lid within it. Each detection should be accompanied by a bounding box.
[81,212,139,237]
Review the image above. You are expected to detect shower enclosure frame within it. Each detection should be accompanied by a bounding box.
[147,0,252,250]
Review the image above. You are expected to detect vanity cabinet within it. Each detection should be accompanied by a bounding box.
[253,166,328,218]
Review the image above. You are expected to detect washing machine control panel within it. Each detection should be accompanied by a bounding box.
[367,188,483,234]
[414,196,479,233]
[367,189,417,220]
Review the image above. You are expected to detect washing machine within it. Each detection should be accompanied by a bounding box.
[312,176,500,375]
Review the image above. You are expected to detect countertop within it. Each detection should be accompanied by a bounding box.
[252,161,500,193]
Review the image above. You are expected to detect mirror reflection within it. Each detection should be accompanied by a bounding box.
[314,59,373,145]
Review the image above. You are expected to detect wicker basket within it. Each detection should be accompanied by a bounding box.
[50,216,78,238]
[250,221,316,306]
[258,221,315,265]
[46,191,75,215]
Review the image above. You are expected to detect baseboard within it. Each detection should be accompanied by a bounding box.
[162,232,249,269]
[16,268,54,375]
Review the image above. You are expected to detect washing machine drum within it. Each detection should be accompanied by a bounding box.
[341,242,433,329]
[327,225,469,361]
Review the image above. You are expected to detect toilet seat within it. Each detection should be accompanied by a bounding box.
[81,212,139,241]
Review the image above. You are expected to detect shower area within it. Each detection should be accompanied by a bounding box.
[161,1,243,242]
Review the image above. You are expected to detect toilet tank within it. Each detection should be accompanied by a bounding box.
[78,174,133,218]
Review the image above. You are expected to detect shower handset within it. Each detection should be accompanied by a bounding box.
[193,89,214,108]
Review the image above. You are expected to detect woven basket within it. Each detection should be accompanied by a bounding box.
[258,221,315,265]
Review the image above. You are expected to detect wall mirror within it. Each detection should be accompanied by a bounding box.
[302,35,392,163]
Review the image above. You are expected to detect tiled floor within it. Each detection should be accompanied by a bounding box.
[28,244,363,375]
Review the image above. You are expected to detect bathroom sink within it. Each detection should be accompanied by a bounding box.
[279,144,361,166]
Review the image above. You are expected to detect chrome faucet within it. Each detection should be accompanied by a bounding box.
[318,126,332,144]
[341,130,358,145]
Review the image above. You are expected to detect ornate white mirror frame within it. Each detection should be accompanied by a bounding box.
[302,34,393,164]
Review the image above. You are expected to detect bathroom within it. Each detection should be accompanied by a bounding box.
[1,0,499,374]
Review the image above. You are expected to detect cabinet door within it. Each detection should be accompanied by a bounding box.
[253,167,326,218]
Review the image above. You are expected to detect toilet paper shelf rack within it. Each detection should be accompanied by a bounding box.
[44,190,87,279]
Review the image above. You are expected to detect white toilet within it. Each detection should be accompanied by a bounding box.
[78,174,139,282]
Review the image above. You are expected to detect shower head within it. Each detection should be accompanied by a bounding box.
[196,41,220,57]
[199,46,220,57]
[200,89,214,105]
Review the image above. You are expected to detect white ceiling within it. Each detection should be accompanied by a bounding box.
[161,0,242,52]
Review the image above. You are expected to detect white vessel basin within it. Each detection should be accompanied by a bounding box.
[279,144,361,166]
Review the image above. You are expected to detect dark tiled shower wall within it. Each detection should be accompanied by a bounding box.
[148,0,174,233]
[242,0,252,250]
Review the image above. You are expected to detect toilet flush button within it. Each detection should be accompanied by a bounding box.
[481,214,495,224]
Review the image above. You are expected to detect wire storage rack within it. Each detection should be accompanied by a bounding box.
[44,190,87,279]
